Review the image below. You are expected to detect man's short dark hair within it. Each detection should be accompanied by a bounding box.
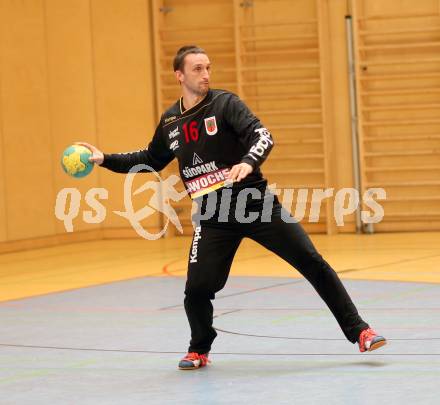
[173,45,206,72]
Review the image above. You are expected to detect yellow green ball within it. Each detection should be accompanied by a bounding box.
[61,145,94,178]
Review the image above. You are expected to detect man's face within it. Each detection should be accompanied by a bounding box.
[175,53,211,96]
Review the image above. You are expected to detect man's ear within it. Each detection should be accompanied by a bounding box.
[175,70,183,84]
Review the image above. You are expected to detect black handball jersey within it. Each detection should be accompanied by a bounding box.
[101,89,274,199]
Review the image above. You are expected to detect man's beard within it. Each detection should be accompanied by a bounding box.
[195,86,209,97]
[189,82,209,97]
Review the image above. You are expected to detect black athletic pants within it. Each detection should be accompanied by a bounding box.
[184,200,369,354]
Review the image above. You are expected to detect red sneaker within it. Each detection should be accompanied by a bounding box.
[358,328,387,352]
[178,352,210,370]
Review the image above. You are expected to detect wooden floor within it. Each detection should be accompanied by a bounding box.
[0,232,439,302]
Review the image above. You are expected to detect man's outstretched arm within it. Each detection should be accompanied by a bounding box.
[77,122,174,173]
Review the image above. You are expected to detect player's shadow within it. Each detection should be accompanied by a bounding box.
[196,358,387,377]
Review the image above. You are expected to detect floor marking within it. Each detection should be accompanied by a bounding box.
[0,343,439,356]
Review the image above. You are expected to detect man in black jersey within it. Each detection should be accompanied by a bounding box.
[78,45,386,370]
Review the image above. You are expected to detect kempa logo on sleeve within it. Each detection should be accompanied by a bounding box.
[164,115,177,124]
[190,226,202,263]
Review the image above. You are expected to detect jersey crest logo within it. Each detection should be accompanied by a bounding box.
[204,116,218,136]
[192,152,203,165]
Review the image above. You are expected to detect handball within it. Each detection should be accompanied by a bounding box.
[61,144,94,178]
